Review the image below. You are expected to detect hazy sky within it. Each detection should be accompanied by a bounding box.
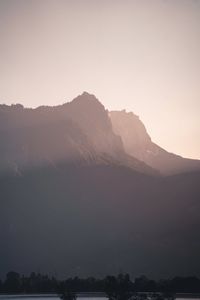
[0,0,200,159]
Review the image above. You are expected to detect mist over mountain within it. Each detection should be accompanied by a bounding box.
[110,110,200,175]
[0,92,200,279]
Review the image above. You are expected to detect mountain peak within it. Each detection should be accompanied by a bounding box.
[82,91,94,97]
[68,91,105,111]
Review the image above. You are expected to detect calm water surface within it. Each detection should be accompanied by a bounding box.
[1,295,200,300]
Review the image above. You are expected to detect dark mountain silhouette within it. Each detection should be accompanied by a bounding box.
[110,110,200,175]
[0,164,200,279]
[0,92,200,279]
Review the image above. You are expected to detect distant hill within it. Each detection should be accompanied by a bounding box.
[110,110,200,175]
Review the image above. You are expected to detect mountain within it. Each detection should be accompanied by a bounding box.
[110,110,200,175]
[0,92,200,279]
[0,92,156,176]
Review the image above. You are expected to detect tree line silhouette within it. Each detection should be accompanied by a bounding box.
[0,272,200,295]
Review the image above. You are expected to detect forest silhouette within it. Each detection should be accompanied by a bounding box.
[1,272,200,295]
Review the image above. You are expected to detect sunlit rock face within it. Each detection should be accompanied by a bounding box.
[110,110,200,175]
[109,110,152,161]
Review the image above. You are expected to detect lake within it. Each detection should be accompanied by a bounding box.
[1,295,200,300]
[0,295,108,300]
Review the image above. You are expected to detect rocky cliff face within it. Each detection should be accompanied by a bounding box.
[110,110,200,175]
[109,110,152,161]
[58,92,124,157]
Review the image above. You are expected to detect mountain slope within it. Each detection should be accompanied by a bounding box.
[110,110,200,175]
[0,163,200,278]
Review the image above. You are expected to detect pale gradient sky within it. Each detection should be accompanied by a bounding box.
[0,0,200,159]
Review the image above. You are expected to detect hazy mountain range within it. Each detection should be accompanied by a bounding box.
[0,92,200,279]
[110,110,200,175]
